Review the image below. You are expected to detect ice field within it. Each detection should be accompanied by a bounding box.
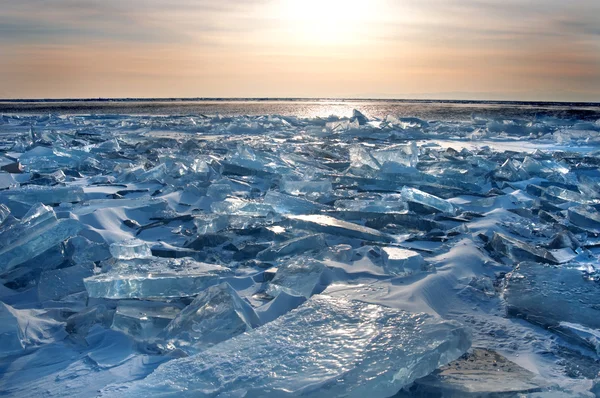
[1,105,600,396]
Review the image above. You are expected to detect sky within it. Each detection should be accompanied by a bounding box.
[0,0,599,101]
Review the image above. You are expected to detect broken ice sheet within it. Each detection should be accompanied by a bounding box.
[0,205,81,274]
[266,259,333,298]
[381,247,425,275]
[489,232,558,264]
[286,214,394,242]
[0,185,85,206]
[112,300,183,340]
[109,239,152,260]
[0,302,67,358]
[162,282,260,353]
[107,296,471,398]
[401,186,455,214]
[257,234,327,261]
[280,178,332,196]
[505,262,600,329]
[263,190,326,215]
[84,257,231,299]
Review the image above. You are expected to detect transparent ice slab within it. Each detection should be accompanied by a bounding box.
[112,300,183,340]
[286,214,393,242]
[162,282,260,353]
[266,259,333,298]
[257,234,327,261]
[505,262,600,329]
[489,233,558,264]
[0,302,67,358]
[84,257,231,299]
[0,208,81,274]
[107,296,471,398]
[401,186,455,214]
[381,247,425,275]
[109,239,153,260]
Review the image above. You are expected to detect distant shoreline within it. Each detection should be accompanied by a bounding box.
[0,98,599,107]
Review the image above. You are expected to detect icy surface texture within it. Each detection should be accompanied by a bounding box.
[0,302,67,357]
[112,300,182,340]
[287,214,393,242]
[109,239,153,260]
[401,186,455,214]
[0,204,81,273]
[162,282,260,353]
[84,257,230,299]
[381,247,425,275]
[108,296,471,397]
[504,262,600,329]
[266,259,333,298]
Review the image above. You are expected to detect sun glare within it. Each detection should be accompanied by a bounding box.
[277,0,374,46]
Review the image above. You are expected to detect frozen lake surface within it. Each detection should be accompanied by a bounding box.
[1,103,600,397]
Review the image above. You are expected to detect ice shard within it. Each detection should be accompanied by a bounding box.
[257,234,327,261]
[381,247,425,275]
[0,302,67,358]
[401,186,456,214]
[84,257,231,299]
[0,185,85,206]
[0,206,81,274]
[505,262,600,329]
[162,282,260,353]
[489,233,559,264]
[111,300,183,340]
[107,296,471,398]
[263,191,326,215]
[266,259,333,298]
[286,214,393,242]
[109,239,153,260]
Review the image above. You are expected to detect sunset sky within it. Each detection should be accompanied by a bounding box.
[1,0,599,101]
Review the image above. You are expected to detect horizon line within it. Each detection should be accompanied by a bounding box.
[0,97,599,106]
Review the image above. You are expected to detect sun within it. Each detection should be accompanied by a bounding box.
[276,0,373,46]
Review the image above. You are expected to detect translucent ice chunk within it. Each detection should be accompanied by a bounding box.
[0,203,10,225]
[0,185,84,205]
[401,186,456,214]
[334,199,407,214]
[372,142,419,168]
[287,214,393,242]
[0,302,67,358]
[489,233,559,264]
[568,206,600,232]
[505,262,600,329]
[263,191,326,215]
[266,259,333,298]
[280,178,332,196]
[194,214,229,235]
[256,290,307,324]
[0,173,17,189]
[351,109,369,125]
[257,234,327,261]
[381,247,425,275]
[38,264,93,302]
[553,322,600,355]
[109,239,153,260]
[349,145,381,170]
[211,198,273,217]
[84,257,230,299]
[162,282,260,353]
[109,296,471,398]
[112,301,183,340]
[0,212,81,274]
[494,159,528,181]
